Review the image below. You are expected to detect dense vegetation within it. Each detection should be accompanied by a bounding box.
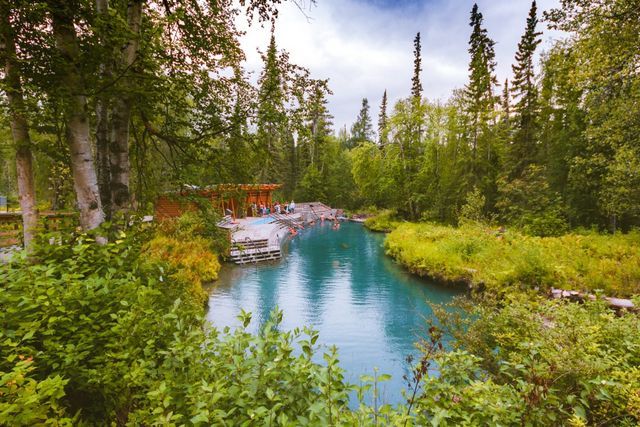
[1,0,640,425]
[385,222,640,297]
[352,0,640,235]
[2,220,638,425]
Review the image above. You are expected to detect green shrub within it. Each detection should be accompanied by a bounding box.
[364,210,402,232]
[425,296,640,426]
[0,359,74,425]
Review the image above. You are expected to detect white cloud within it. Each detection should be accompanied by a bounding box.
[238,0,564,131]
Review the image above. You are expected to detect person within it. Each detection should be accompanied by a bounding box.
[320,213,325,222]
[251,202,257,217]
[289,200,296,214]
[332,219,340,230]
[275,203,281,214]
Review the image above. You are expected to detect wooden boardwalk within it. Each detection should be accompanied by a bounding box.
[228,213,305,264]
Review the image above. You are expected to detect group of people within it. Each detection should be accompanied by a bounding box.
[252,200,296,217]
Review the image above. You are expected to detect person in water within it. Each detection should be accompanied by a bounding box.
[332,219,340,230]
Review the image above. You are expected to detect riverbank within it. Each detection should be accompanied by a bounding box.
[383,222,640,298]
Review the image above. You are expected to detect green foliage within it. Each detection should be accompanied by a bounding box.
[458,187,486,225]
[159,206,230,255]
[428,296,640,426]
[497,165,569,236]
[126,310,356,426]
[385,222,640,297]
[364,210,401,232]
[0,359,73,425]
[347,98,374,148]
[0,224,206,422]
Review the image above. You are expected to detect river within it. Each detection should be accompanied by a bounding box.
[206,221,462,405]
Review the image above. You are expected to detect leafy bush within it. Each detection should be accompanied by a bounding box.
[385,222,640,296]
[0,359,73,425]
[364,210,402,232]
[425,296,640,426]
[157,208,230,256]
[145,235,220,305]
[0,226,205,422]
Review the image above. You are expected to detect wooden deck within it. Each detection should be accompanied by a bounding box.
[227,213,305,264]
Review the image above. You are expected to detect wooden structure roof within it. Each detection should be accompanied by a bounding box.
[155,184,283,220]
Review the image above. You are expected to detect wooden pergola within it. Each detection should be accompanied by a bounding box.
[155,184,283,220]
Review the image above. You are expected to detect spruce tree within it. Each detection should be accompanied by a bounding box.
[465,3,497,158]
[348,98,373,148]
[378,89,388,145]
[501,78,511,123]
[411,32,422,101]
[463,3,499,209]
[509,0,542,177]
[256,28,287,182]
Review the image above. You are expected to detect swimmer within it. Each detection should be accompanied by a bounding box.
[320,213,325,222]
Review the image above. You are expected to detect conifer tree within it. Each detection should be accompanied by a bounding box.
[348,98,373,148]
[465,3,497,159]
[256,29,287,182]
[378,89,388,145]
[509,0,542,177]
[462,3,499,210]
[501,78,511,123]
[411,32,422,101]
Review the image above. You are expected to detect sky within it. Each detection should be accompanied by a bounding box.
[237,0,564,132]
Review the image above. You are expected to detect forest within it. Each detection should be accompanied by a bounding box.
[1,0,639,425]
[1,0,639,238]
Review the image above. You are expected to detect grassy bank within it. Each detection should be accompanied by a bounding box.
[385,222,640,297]
[364,210,402,232]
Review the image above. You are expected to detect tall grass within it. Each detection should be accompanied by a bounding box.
[385,223,640,297]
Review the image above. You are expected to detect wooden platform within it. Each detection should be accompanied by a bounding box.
[227,213,305,264]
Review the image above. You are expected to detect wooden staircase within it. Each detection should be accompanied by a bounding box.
[229,237,282,264]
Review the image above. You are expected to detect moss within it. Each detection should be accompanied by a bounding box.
[385,223,640,297]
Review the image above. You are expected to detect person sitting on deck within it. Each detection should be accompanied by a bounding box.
[289,200,296,214]
[284,203,289,213]
[275,203,281,214]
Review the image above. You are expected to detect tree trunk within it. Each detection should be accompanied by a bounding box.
[96,97,112,219]
[0,2,39,249]
[95,0,112,219]
[49,1,104,230]
[110,0,142,215]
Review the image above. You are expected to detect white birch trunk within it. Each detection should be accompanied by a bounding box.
[50,2,104,230]
[0,2,39,249]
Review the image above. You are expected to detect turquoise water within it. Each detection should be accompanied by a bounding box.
[206,221,463,405]
[250,217,275,225]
